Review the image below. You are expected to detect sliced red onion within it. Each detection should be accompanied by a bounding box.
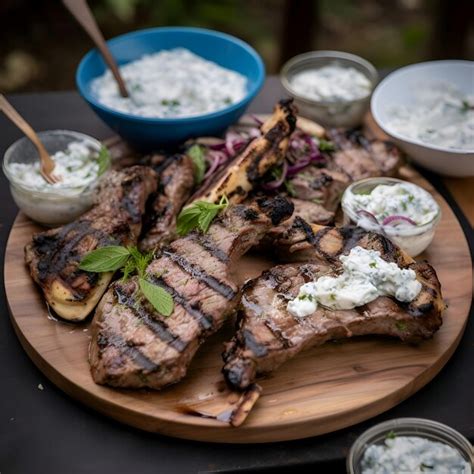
[287,157,312,175]
[382,215,417,226]
[356,210,379,225]
[248,127,261,139]
[208,141,226,151]
[261,161,288,190]
[250,114,264,125]
[204,151,222,179]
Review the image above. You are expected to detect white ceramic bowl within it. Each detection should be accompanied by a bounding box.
[371,60,474,177]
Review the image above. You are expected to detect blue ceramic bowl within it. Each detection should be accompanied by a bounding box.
[76,27,265,150]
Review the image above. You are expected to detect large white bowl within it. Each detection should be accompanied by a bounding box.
[371,60,474,177]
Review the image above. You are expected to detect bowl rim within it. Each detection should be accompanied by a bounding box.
[340,176,442,237]
[370,59,474,156]
[280,50,378,105]
[346,417,474,473]
[2,129,105,197]
[76,26,265,124]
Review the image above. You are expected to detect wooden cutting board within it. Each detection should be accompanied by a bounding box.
[4,121,473,443]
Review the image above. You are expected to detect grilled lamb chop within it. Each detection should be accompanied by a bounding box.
[139,153,195,251]
[89,196,294,389]
[222,223,444,391]
[287,168,350,212]
[326,128,401,181]
[25,166,157,321]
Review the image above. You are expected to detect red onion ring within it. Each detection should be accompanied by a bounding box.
[382,215,417,226]
[261,161,288,190]
[356,210,379,225]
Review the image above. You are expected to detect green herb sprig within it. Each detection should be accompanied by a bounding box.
[97,146,111,176]
[78,245,174,316]
[187,144,206,185]
[318,139,335,152]
[176,194,229,236]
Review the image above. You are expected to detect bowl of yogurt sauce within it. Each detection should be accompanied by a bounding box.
[3,130,108,226]
[347,418,473,474]
[280,50,378,127]
[371,60,474,177]
[76,27,265,150]
[341,177,441,257]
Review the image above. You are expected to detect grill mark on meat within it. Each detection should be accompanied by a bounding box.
[148,275,214,332]
[312,226,338,262]
[188,233,229,263]
[263,319,292,348]
[97,332,160,373]
[293,216,317,244]
[163,250,236,300]
[242,329,268,357]
[340,226,368,254]
[114,285,187,352]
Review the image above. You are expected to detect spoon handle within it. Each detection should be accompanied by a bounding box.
[62,0,129,98]
[0,94,49,155]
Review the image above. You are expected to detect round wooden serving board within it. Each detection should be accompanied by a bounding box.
[4,165,473,443]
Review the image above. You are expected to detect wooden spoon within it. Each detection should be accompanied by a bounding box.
[62,0,129,97]
[0,95,61,185]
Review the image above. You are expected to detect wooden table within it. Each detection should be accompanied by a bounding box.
[0,80,472,473]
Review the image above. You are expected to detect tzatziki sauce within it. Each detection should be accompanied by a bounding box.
[287,246,421,317]
[361,435,471,473]
[8,140,100,193]
[290,63,372,102]
[92,48,248,118]
[387,81,474,151]
[349,182,439,227]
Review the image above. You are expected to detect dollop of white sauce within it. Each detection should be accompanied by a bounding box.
[387,81,474,151]
[92,48,248,118]
[361,435,471,473]
[351,182,439,227]
[287,246,421,317]
[8,141,99,192]
[290,64,372,102]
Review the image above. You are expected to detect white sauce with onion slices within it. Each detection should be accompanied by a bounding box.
[360,435,471,473]
[92,48,247,118]
[290,64,372,102]
[287,246,421,317]
[387,81,474,151]
[348,182,439,228]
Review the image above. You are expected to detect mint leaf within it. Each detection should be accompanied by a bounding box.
[385,430,397,440]
[187,144,206,184]
[176,195,229,236]
[139,278,174,316]
[78,246,130,272]
[318,139,335,152]
[97,146,111,176]
[128,246,153,278]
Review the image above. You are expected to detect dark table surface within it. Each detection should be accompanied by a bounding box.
[1,78,473,474]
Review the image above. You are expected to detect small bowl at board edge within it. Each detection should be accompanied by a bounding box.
[2,130,105,227]
[347,417,473,474]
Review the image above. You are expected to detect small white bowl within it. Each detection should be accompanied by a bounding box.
[341,177,441,257]
[281,51,378,128]
[3,130,106,227]
[371,60,474,177]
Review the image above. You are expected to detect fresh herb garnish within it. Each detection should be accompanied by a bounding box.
[396,321,407,331]
[318,139,335,152]
[78,245,174,316]
[78,246,130,272]
[312,197,324,205]
[176,195,229,236]
[97,146,111,176]
[187,144,206,184]
[420,463,434,471]
[385,430,397,440]
[138,277,174,317]
[369,262,377,268]
[461,100,473,112]
[284,180,296,197]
